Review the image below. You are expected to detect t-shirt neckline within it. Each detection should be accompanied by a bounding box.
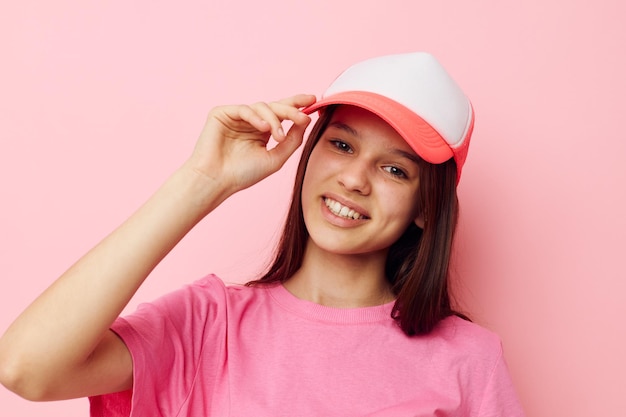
[266,283,396,324]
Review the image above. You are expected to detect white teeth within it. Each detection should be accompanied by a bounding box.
[324,198,365,220]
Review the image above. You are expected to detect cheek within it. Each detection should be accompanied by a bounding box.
[381,185,421,224]
[300,157,317,201]
[300,153,323,211]
[301,147,338,196]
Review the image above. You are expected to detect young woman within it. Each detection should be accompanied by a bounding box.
[0,52,525,416]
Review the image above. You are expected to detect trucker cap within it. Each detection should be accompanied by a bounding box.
[303,52,474,182]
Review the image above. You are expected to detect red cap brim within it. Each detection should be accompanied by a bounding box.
[303,91,454,165]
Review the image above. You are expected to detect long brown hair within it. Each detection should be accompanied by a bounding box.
[247,105,467,335]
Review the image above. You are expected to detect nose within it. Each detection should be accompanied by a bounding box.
[337,158,371,195]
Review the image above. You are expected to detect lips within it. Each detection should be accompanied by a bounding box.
[323,197,368,220]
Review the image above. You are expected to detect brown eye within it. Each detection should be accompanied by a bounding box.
[330,140,353,153]
[383,166,407,178]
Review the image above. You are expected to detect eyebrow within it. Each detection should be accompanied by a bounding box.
[392,149,421,166]
[327,121,421,166]
[327,121,358,136]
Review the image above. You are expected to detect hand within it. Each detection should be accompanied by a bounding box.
[186,94,316,195]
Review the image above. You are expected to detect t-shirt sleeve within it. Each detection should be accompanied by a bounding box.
[477,344,526,417]
[88,274,229,417]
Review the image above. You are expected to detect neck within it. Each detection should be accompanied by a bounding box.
[284,239,395,308]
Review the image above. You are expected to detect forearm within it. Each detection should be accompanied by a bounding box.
[0,165,229,394]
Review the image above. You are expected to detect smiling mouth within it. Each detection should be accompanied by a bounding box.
[323,197,368,220]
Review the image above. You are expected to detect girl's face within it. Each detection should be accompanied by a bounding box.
[301,105,422,258]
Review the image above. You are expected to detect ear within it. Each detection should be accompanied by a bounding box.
[414,213,425,229]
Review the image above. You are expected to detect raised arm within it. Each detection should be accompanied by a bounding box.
[0,95,315,401]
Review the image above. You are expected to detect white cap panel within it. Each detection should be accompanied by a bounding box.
[323,53,471,147]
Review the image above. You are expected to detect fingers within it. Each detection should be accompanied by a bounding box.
[230,105,272,133]
[248,102,286,140]
[242,95,315,172]
[267,110,312,169]
[207,94,315,151]
[248,95,315,141]
[276,93,317,109]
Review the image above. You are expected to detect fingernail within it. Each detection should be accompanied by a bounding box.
[277,127,285,138]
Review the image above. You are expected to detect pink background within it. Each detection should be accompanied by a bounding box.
[1,1,625,415]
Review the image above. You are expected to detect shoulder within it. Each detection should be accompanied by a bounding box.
[186,274,267,297]
[177,274,275,315]
[422,317,525,415]
[137,274,231,317]
[157,274,262,305]
[119,274,262,333]
[436,315,501,342]
[425,315,504,361]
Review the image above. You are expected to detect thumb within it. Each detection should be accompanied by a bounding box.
[267,116,311,170]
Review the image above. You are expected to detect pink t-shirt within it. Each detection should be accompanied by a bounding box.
[89,274,525,416]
